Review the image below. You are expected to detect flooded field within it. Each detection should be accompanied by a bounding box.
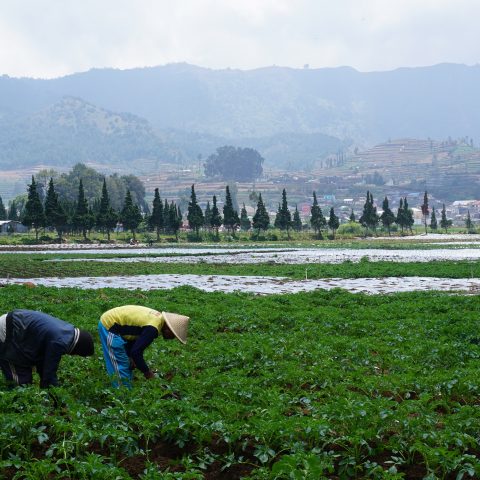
[7,274,480,295]
[46,247,480,264]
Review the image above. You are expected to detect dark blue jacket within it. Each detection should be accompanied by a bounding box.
[0,309,78,387]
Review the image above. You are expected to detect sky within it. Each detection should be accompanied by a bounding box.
[1,0,479,79]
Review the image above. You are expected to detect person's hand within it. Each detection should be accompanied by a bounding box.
[144,370,156,379]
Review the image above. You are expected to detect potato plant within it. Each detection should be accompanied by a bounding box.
[0,286,479,478]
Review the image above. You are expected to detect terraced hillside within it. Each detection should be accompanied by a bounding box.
[308,138,480,200]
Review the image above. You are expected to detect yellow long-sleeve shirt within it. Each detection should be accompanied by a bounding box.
[100,305,165,340]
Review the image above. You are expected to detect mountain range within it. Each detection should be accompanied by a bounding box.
[0,62,479,174]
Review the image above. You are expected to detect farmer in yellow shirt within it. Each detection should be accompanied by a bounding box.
[98,305,190,387]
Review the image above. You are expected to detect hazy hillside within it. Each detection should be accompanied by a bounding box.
[1,63,480,143]
[0,97,178,169]
[0,94,349,173]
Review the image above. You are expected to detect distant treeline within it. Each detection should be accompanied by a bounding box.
[1,164,466,242]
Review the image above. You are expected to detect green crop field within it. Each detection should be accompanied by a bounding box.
[0,253,480,280]
[0,285,479,479]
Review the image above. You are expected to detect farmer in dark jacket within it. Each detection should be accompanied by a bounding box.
[0,309,94,388]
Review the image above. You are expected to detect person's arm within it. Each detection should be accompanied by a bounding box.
[129,326,158,377]
[39,341,66,388]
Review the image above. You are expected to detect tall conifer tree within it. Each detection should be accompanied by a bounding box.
[403,197,414,233]
[0,196,6,220]
[359,191,378,234]
[275,189,292,238]
[204,201,212,231]
[8,200,18,221]
[396,198,405,232]
[223,185,239,234]
[430,207,438,231]
[465,210,474,233]
[149,187,164,240]
[328,207,340,239]
[169,202,182,240]
[380,196,395,235]
[96,179,117,241]
[73,179,93,240]
[23,176,45,240]
[440,204,452,233]
[240,203,251,231]
[292,205,302,232]
[310,191,326,239]
[187,184,204,235]
[121,190,143,240]
[210,195,223,237]
[44,178,67,241]
[252,193,269,236]
[421,191,429,234]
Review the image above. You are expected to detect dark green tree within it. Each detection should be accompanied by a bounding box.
[349,209,356,222]
[44,178,68,241]
[96,179,118,241]
[310,192,326,239]
[359,191,379,234]
[328,207,340,239]
[149,188,164,241]
[396,198,406,232]
[274,203,282,229]
[430,207,438,231]
[380,196,395,235]
[204,146,264,182]
[223,185,240,234]
[168,202,182,240]
[403,197,415,233]
[465,210,475,233]
[292,205,302,232]
[210,195,223,237]
[240,203,251,231]
[73,179,92,240]
[421,191,429,235]
[0,196,6,220]
[440,204,452,233]
[187,184,204,235]
[204,201,212,231]
[252,193,270,236]
[23,176,45,240]
[275,189,292,238]
[121,190,143,240]
[164,199,169,227]
[8,200,18,221]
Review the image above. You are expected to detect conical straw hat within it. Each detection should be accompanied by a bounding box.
[162,312,190,344]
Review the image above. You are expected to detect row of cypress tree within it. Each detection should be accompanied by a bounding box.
[2,178,459,241]
[359,190,454,234]
[182,185,341,239]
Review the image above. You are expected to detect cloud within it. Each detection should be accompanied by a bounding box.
[0,0,479,78]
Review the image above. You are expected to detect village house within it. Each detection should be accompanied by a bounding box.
[0,220,28,234]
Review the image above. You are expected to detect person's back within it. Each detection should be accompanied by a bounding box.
[6,309,77,364]
[0,309,94,388]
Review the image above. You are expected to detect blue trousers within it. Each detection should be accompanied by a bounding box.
[98,321,132,388]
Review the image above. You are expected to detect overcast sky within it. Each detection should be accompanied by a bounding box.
[1,0,479,79]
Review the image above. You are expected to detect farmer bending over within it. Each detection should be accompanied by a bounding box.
[0,310,94,388]
[98,305,190,387]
